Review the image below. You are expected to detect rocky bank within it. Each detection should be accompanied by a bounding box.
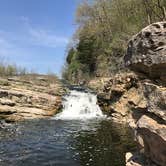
[0,74,65,122]
[88,22,166,166]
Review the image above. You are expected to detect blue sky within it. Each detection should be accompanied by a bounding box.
[0,0,80,76]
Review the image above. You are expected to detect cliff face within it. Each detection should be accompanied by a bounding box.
[0,75,65,122]
[125,22,166,166]
[88,22,166,166]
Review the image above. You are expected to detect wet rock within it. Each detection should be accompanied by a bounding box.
[126,152,143,166]
[126,152,158,166]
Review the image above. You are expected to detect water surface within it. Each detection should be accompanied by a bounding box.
[0,119,136,166]
[0,90,136,166]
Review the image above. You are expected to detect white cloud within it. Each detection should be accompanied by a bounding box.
[0,16,69,56]
[29,28,68,48]
[0,33,30,59]
[20,16,69,48]
[0,16,69,58]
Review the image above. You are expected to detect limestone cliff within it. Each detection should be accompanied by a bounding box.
[0,74,65,122]
[88,22,166,166]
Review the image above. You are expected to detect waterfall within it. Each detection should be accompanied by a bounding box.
[54,90,105,120]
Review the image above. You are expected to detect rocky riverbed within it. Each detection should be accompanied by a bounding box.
[88,22,166,166]
[0,74,65,122]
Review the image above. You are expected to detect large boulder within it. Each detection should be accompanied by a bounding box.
[136,115,166,166]
[124,22,166,80]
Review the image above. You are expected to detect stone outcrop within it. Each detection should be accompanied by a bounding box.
[89,22,166,166]
[0,74,65,122]
[88,72,144,122]
[124,22,166,83]
[89,72,166,165]
[124,22,166,166]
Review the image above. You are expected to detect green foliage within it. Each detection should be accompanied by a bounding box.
[77,36,98,73]
[64,0,166,83]
[66,48,75,64]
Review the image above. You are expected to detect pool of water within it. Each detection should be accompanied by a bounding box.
[0,119,136,166]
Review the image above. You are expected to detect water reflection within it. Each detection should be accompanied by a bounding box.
[0,119,136,166]
[71,120,137,166]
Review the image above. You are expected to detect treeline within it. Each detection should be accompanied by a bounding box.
[0,61,27,77]
[63,0,166,83]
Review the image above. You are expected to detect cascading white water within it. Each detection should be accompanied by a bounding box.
[54,90,105,120]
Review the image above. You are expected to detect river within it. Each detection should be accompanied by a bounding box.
[0,89,136,166]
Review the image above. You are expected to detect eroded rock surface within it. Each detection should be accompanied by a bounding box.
[136,115,166,166]
[89,22,166,166]
[88,72,144,122]
[124,22,166,82]
[0,74,65,122]
[124,22,166,166]
[143,82,166,121]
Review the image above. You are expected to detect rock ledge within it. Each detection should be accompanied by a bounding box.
[0,74,65,122]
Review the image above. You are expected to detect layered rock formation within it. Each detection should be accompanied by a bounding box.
[88,22,166,166]
[88,72,142,122]
[124,22,166,166]
[0,74,65,122]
